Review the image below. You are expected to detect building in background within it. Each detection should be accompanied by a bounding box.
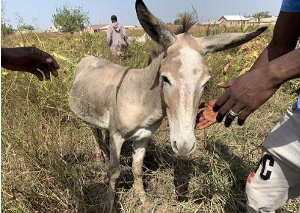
[249,16,278,25]
[200,15,277,27]
[218,15,250,27]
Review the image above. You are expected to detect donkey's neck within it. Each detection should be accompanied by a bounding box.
[139,53,166,119]
[115,54,166,137]
[134,53,165,113]
[142,53,164,90]
[123,53,164,94]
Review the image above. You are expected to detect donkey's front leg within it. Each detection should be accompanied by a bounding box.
[132,138,149,203]
[107,132,125,212]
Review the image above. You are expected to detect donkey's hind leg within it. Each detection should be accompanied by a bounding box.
[91,127,110,167]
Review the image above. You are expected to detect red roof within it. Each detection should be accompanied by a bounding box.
[90,24,109,30]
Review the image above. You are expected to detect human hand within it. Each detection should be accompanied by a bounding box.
[195,80,234,130]
[196,99,217,130]
[213,67,279,127]
[1,47,60,81]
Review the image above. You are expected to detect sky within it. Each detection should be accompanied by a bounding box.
[2,0,283,30]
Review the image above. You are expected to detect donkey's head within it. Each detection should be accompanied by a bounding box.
[136,0,266,157]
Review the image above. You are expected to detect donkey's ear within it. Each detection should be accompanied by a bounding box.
[135,0,175,50]
[199,27,267,54]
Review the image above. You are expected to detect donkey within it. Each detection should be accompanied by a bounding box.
[69,0,267,210]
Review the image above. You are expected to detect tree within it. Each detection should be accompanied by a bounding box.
[174,8,198,25]
[1,23,14,35]
[1,1,14,35]
[251,11,272,20]
[18,25,35,31]
[174,13,183,25]
[52,5,89,33]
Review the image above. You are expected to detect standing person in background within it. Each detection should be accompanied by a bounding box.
[107,15,128,58]
[196,0,300,212]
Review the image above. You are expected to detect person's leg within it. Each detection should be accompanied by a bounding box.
[246,105,300,213]
[246,150,300,212]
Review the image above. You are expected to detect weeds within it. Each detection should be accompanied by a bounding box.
[2,26,300,212]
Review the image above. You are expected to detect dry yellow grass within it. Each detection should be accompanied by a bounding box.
[2,27,300,212]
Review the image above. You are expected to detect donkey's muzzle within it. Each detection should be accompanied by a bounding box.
[171,139,196,157]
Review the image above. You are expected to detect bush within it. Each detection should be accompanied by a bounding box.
[1,23,14,35]
[18,25,35,31]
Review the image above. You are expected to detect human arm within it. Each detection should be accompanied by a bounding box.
[107,25,112,46]
[213,11,300,127]
[121,25,127,41]
[1,46,59,81]
[214,48,300,127]
[251,11,300,69]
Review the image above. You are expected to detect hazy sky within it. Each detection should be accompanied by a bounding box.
[2,0,283,30]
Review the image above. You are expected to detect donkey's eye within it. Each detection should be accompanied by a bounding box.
[161,76,171,85]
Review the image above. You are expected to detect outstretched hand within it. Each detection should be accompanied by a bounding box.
[1,47,60,81]
[213,68,279,127]
[195,80,234,130]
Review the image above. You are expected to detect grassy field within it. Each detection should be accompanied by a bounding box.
[2,26,300,213]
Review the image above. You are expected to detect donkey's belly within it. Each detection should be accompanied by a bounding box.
[69,92,110,129]
[74,106,110,130]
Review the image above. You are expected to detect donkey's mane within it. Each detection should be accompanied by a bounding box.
[174,13,197,35]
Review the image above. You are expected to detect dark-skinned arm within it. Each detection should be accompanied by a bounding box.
[251,11,300,69]
[1,47,59,81]
[213,11,300,127]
